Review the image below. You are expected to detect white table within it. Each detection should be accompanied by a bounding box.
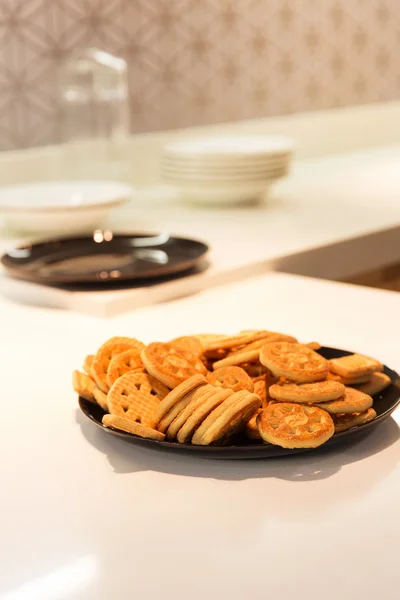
[1,143,400,316]
[1,272,399,600]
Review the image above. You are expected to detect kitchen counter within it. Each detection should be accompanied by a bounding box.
[1,272,399,600]
[2,142,400,315]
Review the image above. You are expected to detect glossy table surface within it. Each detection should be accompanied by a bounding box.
[1,272,399,600]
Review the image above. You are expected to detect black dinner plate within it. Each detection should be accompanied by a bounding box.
[78,346,400,459]
[0,232,209,284]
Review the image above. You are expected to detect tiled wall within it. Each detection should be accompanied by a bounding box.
[0,0,399,150]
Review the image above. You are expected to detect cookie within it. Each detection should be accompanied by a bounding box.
[260,342,328,383]
[257,403,334,449]
[169,335,203,355]
[191,390,249,445]
[177,388,234,443]
[106,349,144,388]
[207,366,254,392]
[107,372,161,428]
[241,363,269,377]
[212,349,261,370]
[103,414,165,441]
[91,337,145,393]
[150,374,207,429]
[316,387,373,414]
[93,386,109,411]
[203,331,271,354]
[334,408,377,432]
[245,410,262,440]
[356,372,391,396]
[158,385,211,434]
[141,342,207,388]
[229,332,297,355]
[305,342,321,350]
[166,385,216,440]
[83,354,94,374]
[253,376,269,407]
[269,380,345,404]
[329,353,383,378]
[194,391,261,446]
[73,370,96,403]
[327,371,372,385]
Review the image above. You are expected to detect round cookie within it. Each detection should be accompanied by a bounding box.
[269,380,345,404]
[260,342,328,383]
[257,403,334,449]
[316,387,373,414]
[103,414,165,441]
[208,366,254,392]
[141,342,207,388]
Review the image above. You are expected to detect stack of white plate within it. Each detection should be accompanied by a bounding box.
[161,135,294,204]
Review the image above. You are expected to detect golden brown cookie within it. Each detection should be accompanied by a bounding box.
[356,372,391,396]
[305,342,321,351]
[150,374,207,429]
[257,403,334,448]
[177,388,234,443]
[260,342,328,383]
[91,337,145,393]
[83,355,94,375]
[334,408,377,432]
[207,366,254,392]
[269,380,345,404]
[327,371,372,385]
[241,362,269,377]
[146,375,170,400]
[158,386,213,434]
[107,372,161,428]
[203,331,270,354]
[329,353,383,378]
[73,370,96,403]
[194,391,261,446]
[212,349,261,370]
[93,386,109,411]
[166,385,216,440]
[245,410,262,440]
[169,335,203,355]
[316,387,373,414]
[253,376,268,407]
[141,342,207,388]
[106,349,144,388]
[229,332,297,355]
[102,414,165,441]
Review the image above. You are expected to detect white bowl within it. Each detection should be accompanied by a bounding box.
[170,180,270,205]
[164,135,294,160]
[0,180,133,234]
[162,165,289,182]
[162,154,292,170]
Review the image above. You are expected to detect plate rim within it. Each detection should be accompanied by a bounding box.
[0,180,133,212]
[0,232,210,284]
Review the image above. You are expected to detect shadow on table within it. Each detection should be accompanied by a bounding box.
[76,408,399,483]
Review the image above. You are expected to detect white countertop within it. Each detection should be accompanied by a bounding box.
[1,272,399,600]
[2,143,400,316]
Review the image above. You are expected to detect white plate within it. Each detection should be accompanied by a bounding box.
[0,180,133,234]
[171,181,270,205]
[162,169,288,183]
[162,160,290,173]
[162,153,292,166]
[164,135,294,159]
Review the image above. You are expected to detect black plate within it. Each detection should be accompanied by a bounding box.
[78,346,400,459]
[1,232,209,284]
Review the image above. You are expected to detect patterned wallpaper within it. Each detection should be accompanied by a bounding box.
[0,0,399,150]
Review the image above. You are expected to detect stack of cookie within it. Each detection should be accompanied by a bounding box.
[73,331,391,449]
[256,343,389,447]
